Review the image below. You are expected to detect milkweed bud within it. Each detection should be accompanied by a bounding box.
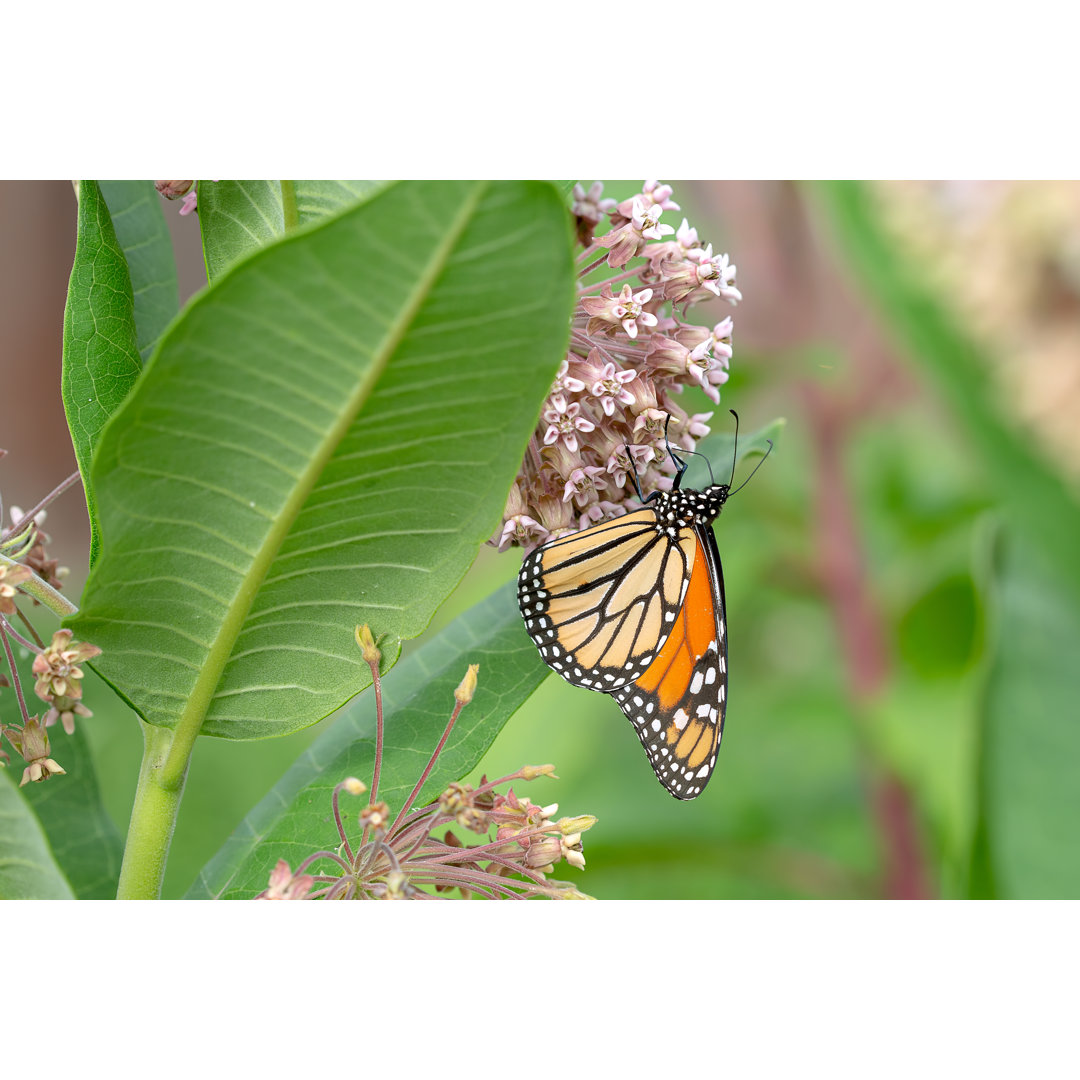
[454,663,479,705]
[354,624,381,665]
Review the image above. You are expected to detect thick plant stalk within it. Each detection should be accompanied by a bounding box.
[115,723,189,899]
[805,381,930,900]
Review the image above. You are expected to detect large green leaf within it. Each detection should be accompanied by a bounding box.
[0,769,76,899]
[186,581,550,898]
[68,180,575,740]
[971,531,1080,898]
[62,179,144,564]
[199,180,385,280]
[810,181,1080,607]
[99,181,180,362]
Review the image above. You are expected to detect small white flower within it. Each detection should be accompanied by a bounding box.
[631,197,675,243]
[612,285,658,339]
[676,218,700,252]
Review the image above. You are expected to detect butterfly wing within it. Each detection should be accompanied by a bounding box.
[611,521,727,800]
[518,508,697,692]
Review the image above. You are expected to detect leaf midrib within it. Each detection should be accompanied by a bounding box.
[159,181,491,784]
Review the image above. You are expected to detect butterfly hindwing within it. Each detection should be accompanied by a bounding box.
[517,508,697,692]
[611,523,727,799]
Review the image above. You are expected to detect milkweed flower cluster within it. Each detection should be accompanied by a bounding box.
[1,461,98,783]
[32,628,102,735]
[496,180,743,554]
[254,626,597,900]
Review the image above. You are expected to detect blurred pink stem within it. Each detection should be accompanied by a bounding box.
[804,383,930,900]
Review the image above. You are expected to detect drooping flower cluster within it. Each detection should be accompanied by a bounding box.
[496,180,742,553]
[32,628,102,735]
[254,626,597,900]
[1,460,98,783]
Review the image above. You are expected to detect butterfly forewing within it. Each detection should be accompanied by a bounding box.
[518,508,697,692]
[611,525,727,799]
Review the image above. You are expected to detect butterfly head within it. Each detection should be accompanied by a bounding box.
[658,483,730,528]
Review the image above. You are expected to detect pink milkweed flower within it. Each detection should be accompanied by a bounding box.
[572,181,617,225]
[562,466,609,508]
[581,283,657,339]
[499,514,550,552]
[543,399,596,454]
[590,361,638,415]
[616,180,681,217]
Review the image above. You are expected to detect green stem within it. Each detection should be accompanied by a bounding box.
[115,722,190,899]
[280,181,299,232]
[0,552,77,617]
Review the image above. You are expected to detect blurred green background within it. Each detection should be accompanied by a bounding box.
[3,180,1078,899]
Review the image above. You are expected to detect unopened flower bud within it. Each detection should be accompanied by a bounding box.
[454,663,479,705]
[154,181,194,200]
[354,624,381,665]
[341,777,367,796]
[556,814,598,835]
[522,834,562,872]
[520,764,557,780]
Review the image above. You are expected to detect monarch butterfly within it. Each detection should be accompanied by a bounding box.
[517,412,770,800]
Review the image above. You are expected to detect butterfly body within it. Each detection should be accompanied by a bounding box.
[518,478,731,801]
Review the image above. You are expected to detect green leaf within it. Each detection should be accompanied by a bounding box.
[62,179,144,564]
[98,181,180,362]
[294,181,386,224]
[0,769,76,899]
[68,180,575,741]
[897,573,980,679]
[197,181,281,281]
[186,581,550,899]
[867,675,978,895]
[694,416,785,486]
[810,181,1080,607]
[971,529,1080,898]
[199,180,386,280]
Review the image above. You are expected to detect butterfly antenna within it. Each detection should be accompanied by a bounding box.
[728,409,740,486]
[728,438,774,497]
[663,414,689,489]
[623,443,648,503]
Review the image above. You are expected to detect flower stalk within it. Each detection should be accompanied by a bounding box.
[254,627,597,900]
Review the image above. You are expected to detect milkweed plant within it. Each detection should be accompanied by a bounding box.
[0,179,762,900]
